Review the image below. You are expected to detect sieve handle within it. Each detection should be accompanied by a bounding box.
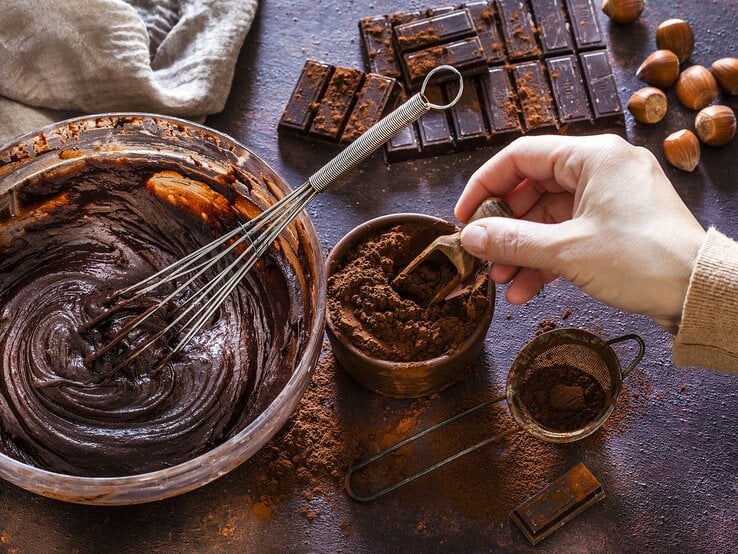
[344,394,517,502]
[606,334,646,378]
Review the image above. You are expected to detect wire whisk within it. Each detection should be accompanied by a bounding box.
[82,65,464,373]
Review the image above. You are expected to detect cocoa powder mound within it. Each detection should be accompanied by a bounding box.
[327,222,490,362]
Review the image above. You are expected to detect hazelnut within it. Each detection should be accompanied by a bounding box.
[695,105,737,146]
[602,0,645,24]
[636,50,680,88]
[675,65,718,110]
[627,87,668,124]
[655,19,694,63]
[711,58,738,96]
[663,130,700,172]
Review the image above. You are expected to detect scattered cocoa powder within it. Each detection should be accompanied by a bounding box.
[327,222,490,362]
[520,365,607,432]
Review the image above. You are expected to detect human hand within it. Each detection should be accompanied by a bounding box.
[455,134,706,332]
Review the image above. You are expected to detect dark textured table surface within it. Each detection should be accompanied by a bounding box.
[2,1,737,552]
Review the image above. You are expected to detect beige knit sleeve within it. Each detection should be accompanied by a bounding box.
[673,228,738,373]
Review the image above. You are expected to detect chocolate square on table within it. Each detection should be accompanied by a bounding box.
[513,61,557,131]
[481,66,523,137]
[564,0,605,51]
[384,88,423,162]
[417,84,456,154]
[278,60,334,135]
[402,36,488,88]
[463,1,507,65]
[393,9,476,53]
[309,67,366,142]
[495,0,542,61]
[342,74,400,145]
[529,0,575,56]
[359,16,403,80]
[546,54,593,125]
[446,77,490,149]
[578,50,623,120]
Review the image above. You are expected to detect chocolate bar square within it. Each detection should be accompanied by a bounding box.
[446,78,490,149]
[359,16,403,79]
[309,67,366,142]
[464,1,506,65]
[579,50,623,119]
[481,66,523,135]
[342,74,400,144]
[384,88,423,162]
[495,0,541,61]
[278,60,334,134]
[546,54,592,124]
[403,36,488,88]
[394,9,476,53]
[417,85,455,153]
[529,0,575,56]
[513,61,557,130]
[564,0,604,51]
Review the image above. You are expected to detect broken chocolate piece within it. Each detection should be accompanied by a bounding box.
[359,16,403,80]
[394,9,476,53]
[495,0,541,61]
[513,61,557,130]
[546,54,593,124]
[510,463,606,545]
[342,74,400,144]
[529,0,574,56]
[403,36,488,87]
[564,0,604,51]
[447,78,490,149]
[464,1,506,65]
[481,66,522,135]
[278,60,334,134]
[579,50,623,119]
[384,88,423,162]
[309,67,365,142]
[417,85,455,153]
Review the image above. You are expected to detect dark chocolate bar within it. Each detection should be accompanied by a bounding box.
[394,9,476,53]
[579,50,622,119]
[510,463,606,545]
[481,66,522,135]
[385,88,423,162]
[417,85,455,153]
[447,78,490,148]
[426,6,458,16]
[564,0,604,51]
[495,0,541,61]
[359,16,403,79]
[464,1,506,65]
[513,61,557,130]
[403,36,487,87]
[546,55,592,124]
[342,74,400,144]
[309,67,365,141]
[529,0,574,56]
[278,60,333,134]
[390,10,423,26]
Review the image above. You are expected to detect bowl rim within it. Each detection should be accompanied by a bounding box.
[325,211,494,371]
[0,113,327,503]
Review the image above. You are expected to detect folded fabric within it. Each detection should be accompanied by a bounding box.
[0,0,258,144]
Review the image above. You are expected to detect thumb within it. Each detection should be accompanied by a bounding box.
[460,218,573,271]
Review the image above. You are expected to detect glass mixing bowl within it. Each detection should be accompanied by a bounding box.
[0,114,326,505]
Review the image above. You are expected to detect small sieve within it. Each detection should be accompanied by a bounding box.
[345,328,645,502]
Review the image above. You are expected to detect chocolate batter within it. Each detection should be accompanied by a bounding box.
[0,159,307,477]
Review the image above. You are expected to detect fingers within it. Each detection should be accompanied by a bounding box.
[455,135,583,222]
[460,216,575,273]
[505,267,558,304]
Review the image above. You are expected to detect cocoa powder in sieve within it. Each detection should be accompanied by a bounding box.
[327,221,490,362]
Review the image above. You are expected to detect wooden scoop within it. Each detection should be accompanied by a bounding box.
[392,197,513,306]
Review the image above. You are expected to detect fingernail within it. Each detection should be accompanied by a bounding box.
[461,224,486,256]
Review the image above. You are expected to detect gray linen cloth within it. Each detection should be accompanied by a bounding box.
[0,0,258,145]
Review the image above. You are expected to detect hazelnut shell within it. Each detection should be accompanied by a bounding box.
[711,58,738,96]
[656,19,694,63]
[663,130,700,172]
[695,105,737,146]
[636,50,680,88]
[602,0,645,24]
[675,65,718,110]
[627,87,668,124]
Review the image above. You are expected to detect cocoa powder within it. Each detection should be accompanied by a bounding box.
[327,222,490,362]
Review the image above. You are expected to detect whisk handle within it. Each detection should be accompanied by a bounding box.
[308,65,464,193]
